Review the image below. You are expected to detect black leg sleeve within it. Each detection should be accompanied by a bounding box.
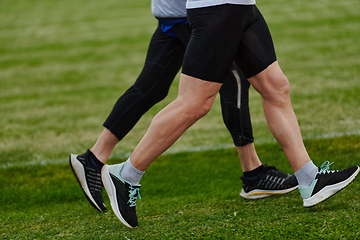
[219,63,254,146]
[103,24,187,140]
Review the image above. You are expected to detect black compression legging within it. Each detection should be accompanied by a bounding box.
[103,22,254,146]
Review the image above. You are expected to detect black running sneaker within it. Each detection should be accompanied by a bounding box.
[240,165,298,199]
[69,150,106,211]
[299,161,359,207]
[102,163,141,228]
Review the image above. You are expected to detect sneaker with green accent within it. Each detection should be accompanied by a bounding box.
[299,161,359,207]
[102,163,141,228]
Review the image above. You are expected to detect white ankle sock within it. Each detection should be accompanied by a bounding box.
[294,160,318,186]
[120,157,145,186]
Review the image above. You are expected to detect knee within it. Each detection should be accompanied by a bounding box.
[134,84,170,107]
[176,74,221,121]
[269,74,290,102]
[189,100,213,119]
[148,87,169,104]
[197,99,213,118]
[254,73,291,106]
[179,96,213,121]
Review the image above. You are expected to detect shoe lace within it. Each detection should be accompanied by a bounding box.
[319,161,336,174]
[128,186,141,207]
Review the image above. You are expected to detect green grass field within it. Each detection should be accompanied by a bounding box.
[1,0,360,239]
[1,137,360,239]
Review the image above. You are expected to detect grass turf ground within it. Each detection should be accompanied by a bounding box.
[1,136,360,239]
[1,0,360,238]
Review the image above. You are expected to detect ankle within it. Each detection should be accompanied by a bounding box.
[242,164,264,182]
[120,158,145,186]
[88,150,104,168]
[294,161,318,186]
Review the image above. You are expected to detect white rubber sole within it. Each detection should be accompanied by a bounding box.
[101,164,133,228]
[240,185,299,199]
[69,154,103,211]
[303,166,360,207]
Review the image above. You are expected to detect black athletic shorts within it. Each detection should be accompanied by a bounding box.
[182,4,277,83]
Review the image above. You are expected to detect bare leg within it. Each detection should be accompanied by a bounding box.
[92,61,308,173]
[130,74,222,171]
[92,123,263,173]
[91,128,119,164]
[248,61,311,172]
[236,143,262,172]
